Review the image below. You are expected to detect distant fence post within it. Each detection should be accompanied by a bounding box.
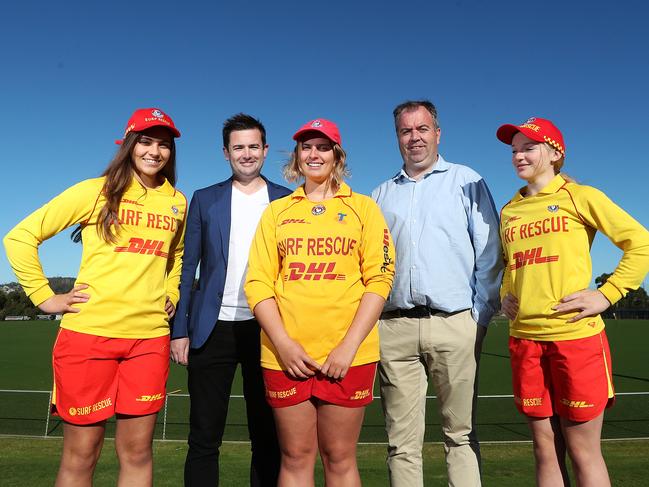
[44,391,52,437]
[162,394,169,440]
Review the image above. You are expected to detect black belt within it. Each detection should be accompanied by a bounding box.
[380,306,445,320]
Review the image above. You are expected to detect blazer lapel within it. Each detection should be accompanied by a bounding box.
[210,178,233,263]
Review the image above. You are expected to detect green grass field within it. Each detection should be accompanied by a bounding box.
[1,319,648,485]
[1,437,648,486]
[1,319,647,441]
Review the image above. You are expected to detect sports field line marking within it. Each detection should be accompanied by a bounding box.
[356,437,649,445]
[166,392,649,399]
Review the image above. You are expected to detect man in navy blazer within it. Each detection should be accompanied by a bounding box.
[171,113,291,486]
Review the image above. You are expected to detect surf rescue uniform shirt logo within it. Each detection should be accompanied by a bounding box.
[279,219,310,226]
[115,238,169,258]
[285,262,346,281]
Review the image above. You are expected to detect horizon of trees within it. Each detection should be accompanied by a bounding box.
[0,277,75,319]
[1,274,647,320]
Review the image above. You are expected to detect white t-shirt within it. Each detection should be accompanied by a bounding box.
[218,185,270,321]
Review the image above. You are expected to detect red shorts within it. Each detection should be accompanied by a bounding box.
[52,328,170,425]
[509,331,615,422]
[262,362,377,408]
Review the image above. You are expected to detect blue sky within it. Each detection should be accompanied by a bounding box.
[1,0,647,288]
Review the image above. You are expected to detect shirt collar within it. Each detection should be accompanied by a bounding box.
[392,154,450,182]
[511,173,568,202]
[127,175,176,196]
[291,181,352,199]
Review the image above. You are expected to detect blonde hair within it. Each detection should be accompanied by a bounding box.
[283,142,350,191]
[543,143,575,182]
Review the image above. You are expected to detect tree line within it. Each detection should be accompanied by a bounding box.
[0,278,76,319]
[0,274,647,320]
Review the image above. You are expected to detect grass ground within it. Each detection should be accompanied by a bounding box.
[1,319,648,484]
[1,437,648,486]
[2,319,647,441]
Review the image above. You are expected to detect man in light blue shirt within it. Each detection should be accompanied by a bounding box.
[372,100,503,487]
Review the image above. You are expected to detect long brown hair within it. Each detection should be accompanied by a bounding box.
[72,130,177,243]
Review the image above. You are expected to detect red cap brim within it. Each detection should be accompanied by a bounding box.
[293,128,328,142]
[496,124,520,145]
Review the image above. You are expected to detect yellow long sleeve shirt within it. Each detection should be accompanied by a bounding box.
[3,176,187,338]
[500,174,649,341]
[245,182,395,370]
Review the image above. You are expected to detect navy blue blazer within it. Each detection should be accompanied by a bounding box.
[171,176,291,349]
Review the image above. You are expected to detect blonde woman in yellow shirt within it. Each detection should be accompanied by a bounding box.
[4,108,186,486]
[245,118,394,487]
[497,117,649,487]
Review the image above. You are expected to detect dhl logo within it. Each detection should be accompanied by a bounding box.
[505,215,521,225]
[279,218,310,226]
[115,238,168,258]
[510,246,559,270]
[285,262,345,281]
[121,198,144,207]
[135,393,164,402]
[350,389,371,400]
[560,399,594,408]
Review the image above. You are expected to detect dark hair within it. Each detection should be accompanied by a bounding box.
[71,129,177,243]
[393,100,440,130]
[222,113,266,148]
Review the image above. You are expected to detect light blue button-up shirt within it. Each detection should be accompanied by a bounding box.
[372,155,503,326]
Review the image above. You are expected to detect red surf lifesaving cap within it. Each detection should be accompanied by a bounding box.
[115,107,181,144]
[496,117,565,155]
[292,118,342,145]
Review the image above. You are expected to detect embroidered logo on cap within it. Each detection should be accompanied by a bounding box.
[152,109,163,118]
[311,120,322,128]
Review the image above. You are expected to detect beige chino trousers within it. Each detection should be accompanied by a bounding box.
[379,309,485,487]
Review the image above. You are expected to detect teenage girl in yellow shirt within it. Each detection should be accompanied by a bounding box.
[497,117,649,486]
[4,108,186,486]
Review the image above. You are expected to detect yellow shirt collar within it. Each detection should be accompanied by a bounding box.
[512,174,568,202]
[291,181,352,199]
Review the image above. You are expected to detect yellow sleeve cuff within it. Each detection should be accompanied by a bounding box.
[245,282,276,313]
[365,281,392,300]
[166,289,180,307]
[30,285,55,307]
[598,282,624,306]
